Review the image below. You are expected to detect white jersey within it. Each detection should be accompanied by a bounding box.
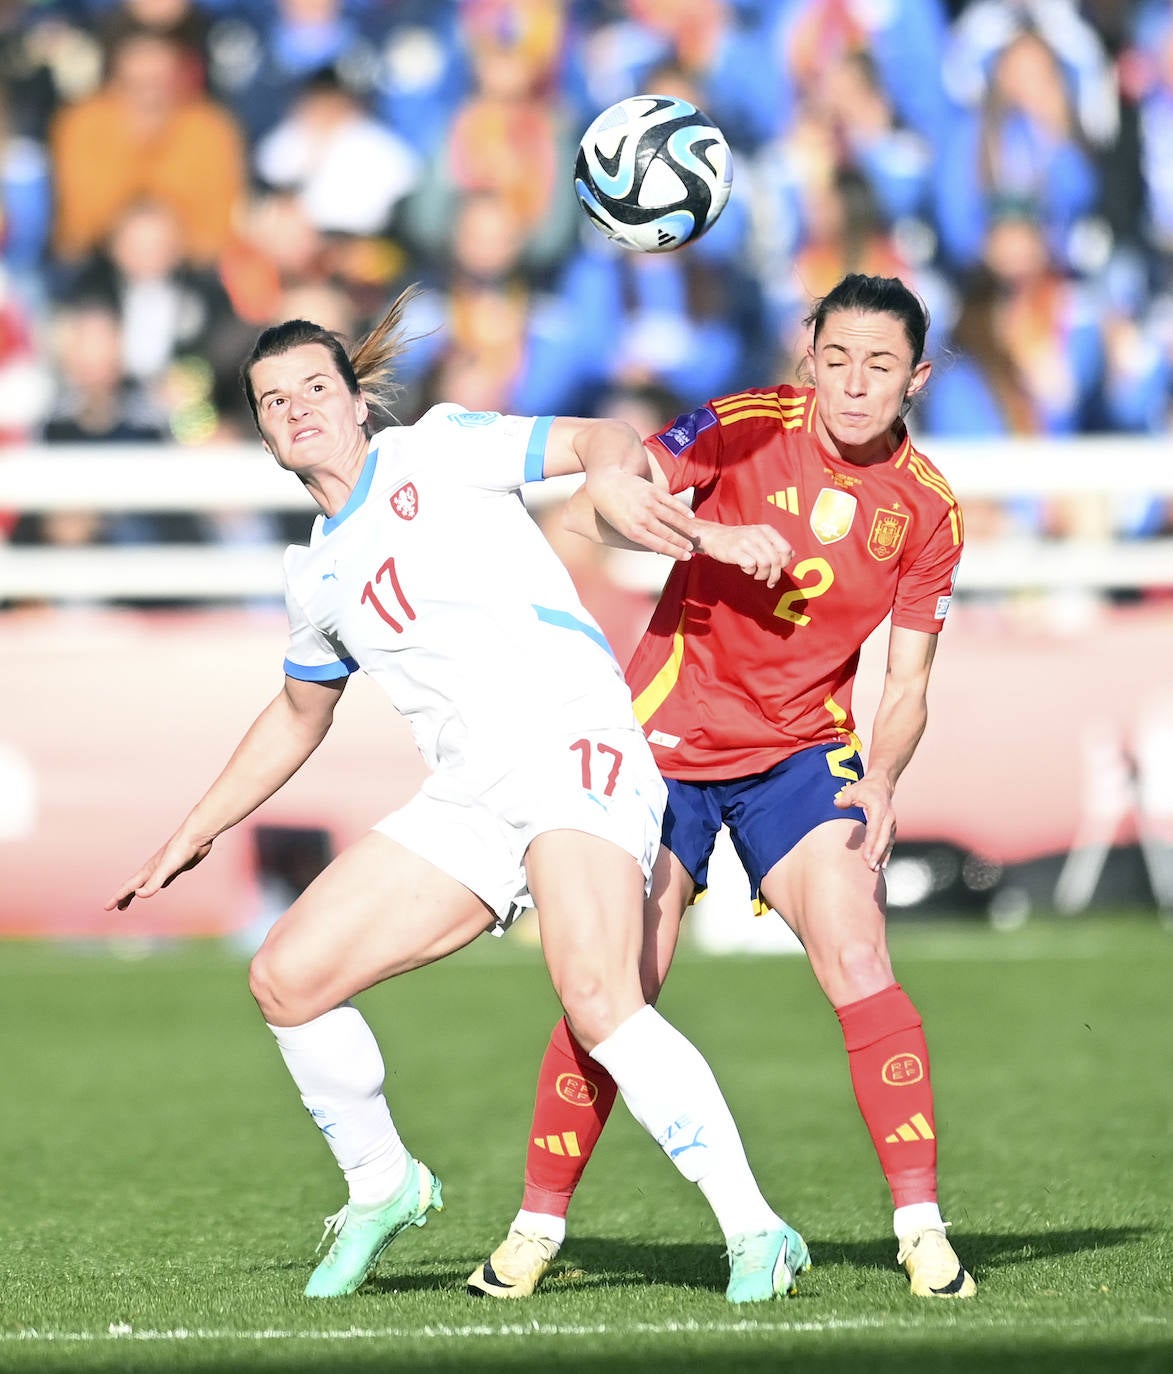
[282,405,637,773]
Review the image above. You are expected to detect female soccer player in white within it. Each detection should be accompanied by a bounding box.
[105,287,806,1304]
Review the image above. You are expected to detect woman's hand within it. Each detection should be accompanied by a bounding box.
[105,832,214,911]
[835,775,897,872]
[691,520,795,588]
[583,467,698,558]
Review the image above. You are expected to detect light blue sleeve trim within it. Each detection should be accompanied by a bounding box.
[524,415,556,483]
[283,657,358,681]
[532,605,617,660]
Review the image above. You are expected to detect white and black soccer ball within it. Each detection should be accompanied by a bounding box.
[574,95,733,253]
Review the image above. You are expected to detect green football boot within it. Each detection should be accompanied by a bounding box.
[304,1157,444,1298]
[725,1223,811,1304]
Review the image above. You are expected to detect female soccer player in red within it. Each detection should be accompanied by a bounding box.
[468,273,977,1302]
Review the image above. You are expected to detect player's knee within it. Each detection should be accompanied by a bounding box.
[558,973,641,1052]
[249,945,323,1025]
[823,938,893,1001]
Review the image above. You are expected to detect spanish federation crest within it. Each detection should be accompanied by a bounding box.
[810,487,857,544]
[868,507,909,561]
[391,482,418,521]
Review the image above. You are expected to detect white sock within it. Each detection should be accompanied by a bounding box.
[511,1209,566,1246]
[268,1004,410,1206]
[893,1201,944,1239]
[589,1005,783,1241]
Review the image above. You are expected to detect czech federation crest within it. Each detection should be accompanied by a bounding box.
[810,488,857,544]
[391,482,418,521]
[868,507,909,561]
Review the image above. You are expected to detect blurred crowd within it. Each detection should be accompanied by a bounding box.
[2,0,1172,563]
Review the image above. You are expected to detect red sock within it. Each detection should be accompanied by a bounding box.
[520,1017,619,1217]
[836,983,938,1209]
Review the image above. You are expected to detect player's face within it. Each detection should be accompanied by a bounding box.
[808,310,931,462]
[250,343,369,473]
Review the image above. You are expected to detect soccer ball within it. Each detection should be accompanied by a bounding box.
[574,94,733,253]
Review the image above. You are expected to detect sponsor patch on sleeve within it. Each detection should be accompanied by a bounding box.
[656,406,718,457]
[935,595,952,619]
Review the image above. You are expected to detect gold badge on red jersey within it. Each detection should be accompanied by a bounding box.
[810,488,857,544]
[868,507,910,561]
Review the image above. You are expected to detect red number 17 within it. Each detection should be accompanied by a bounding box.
[361,556,415,632]
[570,738,624,796]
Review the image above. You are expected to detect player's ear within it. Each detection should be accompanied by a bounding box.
[905,358,932,398]
[354,392,369,427]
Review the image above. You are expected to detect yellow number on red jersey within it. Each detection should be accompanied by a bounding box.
[773,556,834,626]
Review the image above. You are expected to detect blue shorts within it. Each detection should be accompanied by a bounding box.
[661,742,868,900]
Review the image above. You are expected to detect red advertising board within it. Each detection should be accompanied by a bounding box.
[3,600,1171,936]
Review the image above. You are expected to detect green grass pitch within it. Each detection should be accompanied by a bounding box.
[0,914,1169,1373]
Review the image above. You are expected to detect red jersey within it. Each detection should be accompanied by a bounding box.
[625,384,963,781]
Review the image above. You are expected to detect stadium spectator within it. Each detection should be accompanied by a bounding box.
[426,200,535,408]
[812,48,935,230]
[0,269,52,472]
[95,0,211,78]
[973,204,1103,444]
[9,295,194,562]
[1128,0,1173,270]
[917,263,1048,539]
[368,2,468,160]
[65,197,249,437]
[574,0,787,153]
[400,0,580,275]
[0,1,106,144]
[218,189,330,330]
[407,188,608,418]
[48,25,247,267]
[106,286,810,1306]
[469,273,976,1306]
[767,0,952,148]
[932,25,1103,272]
[204,0,391,143]
[252,65,419,238]
[1091,247,1172,440]
[40,295,162,449]
[926,205,1104,543]
[922,267,1034,430]
[0,85,53,301]
[941,0,1120,151]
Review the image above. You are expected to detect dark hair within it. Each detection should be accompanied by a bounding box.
[804,273,930,367]
[240,286,422,434]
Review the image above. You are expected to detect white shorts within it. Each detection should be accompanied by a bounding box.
[374,725,666,933]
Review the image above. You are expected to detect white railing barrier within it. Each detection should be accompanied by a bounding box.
[1,436,1171,598]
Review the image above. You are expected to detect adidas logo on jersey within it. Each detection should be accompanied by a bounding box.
[767,487,799,514]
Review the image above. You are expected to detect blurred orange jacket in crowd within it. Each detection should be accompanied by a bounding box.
[49,32,246,266]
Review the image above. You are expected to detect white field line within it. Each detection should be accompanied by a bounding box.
[3,1314,1169,1344]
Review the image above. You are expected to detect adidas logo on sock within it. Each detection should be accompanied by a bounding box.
[885,1113,935,1143]
[532,1131,581,1157]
